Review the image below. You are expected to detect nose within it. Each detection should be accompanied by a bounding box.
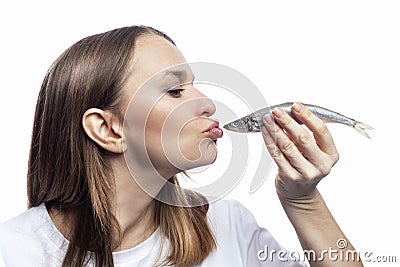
[192,87,216,117]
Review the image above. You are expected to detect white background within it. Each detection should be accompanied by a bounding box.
[0,1,399,266]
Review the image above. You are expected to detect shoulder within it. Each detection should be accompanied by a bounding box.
[204,199,309,266]
[206,198,264,245]
[0,204,65,266]
[207,198,258,227]
[0,204,47,250]
[1,204,46,235]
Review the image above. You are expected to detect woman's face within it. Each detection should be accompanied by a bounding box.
[121,34,222,178]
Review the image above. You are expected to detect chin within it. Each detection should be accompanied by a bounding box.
[209,144,218,164]
[177,139,219,169]
[198,141,218,166]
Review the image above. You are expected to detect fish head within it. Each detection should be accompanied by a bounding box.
[223,115,260,133]
[223,118,248,132]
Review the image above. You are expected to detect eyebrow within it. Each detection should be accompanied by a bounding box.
[163,69,195,83]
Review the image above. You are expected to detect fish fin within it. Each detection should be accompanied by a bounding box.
[353,121,375,139]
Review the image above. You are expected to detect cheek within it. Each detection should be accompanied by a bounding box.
[142,117,218,170]
[178,122,218,164]
[178,129,200,161]
[144,109,167,159]
[143,103,188,167]
[141,102,218,169]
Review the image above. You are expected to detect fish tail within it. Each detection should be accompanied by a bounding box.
[353,121,375,139]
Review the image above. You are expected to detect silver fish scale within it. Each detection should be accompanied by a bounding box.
[245,116,261,132]
[223,102,374,138]
[304,105,355,126]
[253,103,356,127]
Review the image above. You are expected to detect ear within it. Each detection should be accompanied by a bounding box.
[82,108,127,153]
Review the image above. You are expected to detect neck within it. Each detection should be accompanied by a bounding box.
[48,154,166,252]
[109,155,159,251]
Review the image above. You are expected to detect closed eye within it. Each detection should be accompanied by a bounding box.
[167,88,185,98]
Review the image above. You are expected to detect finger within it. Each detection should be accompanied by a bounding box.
[291,103,338,156]
[261,125,301,179]
[262,115,314,173]
[270,107,325,164]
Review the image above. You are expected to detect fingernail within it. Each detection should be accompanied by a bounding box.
[272,107,284,118]
[263,114,274,125]
[292,102,303,113]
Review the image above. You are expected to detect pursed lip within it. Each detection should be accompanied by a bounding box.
[203,121,220,133]
[203,120,223,139]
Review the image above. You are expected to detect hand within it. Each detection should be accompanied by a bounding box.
[261,102,339,200]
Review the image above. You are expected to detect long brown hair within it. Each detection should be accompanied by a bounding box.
[27,25,216,267]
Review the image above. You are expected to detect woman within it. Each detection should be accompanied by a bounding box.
[0,26,363,266]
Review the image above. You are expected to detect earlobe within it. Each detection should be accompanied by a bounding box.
[82,108,125,154]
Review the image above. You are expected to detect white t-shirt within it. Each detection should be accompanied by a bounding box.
[0,199,308,266]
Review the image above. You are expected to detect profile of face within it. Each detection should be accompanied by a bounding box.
[121,34,223,179]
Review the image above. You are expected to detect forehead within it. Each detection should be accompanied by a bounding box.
[130,34,187,83]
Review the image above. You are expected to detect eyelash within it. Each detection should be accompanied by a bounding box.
[167,88,185,98]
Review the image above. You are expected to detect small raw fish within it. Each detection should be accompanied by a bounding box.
[223,102,374,138]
